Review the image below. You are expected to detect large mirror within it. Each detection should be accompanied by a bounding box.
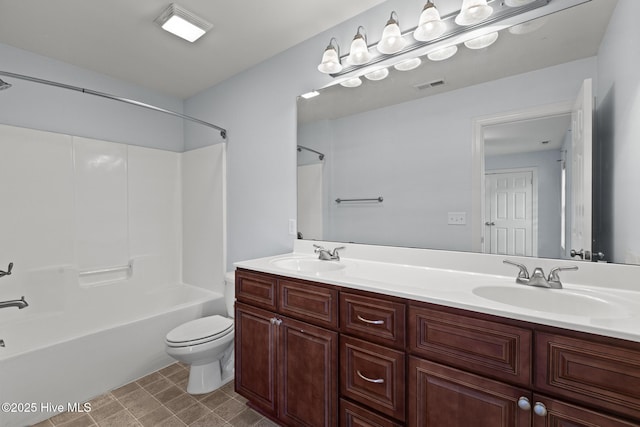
[297,0,640,265]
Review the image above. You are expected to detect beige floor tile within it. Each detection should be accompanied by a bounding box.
[164,393,198,414]
[252,418,281,427]
[153,415,188,427]
[212,399,245,422]
[96,409,141,427]
[31,419,55,427]
[158,363,185,378]
[111,382,141,399]
[154,385,184,404]
[57,413,95,427]
[137,406,173,427]
[117,388,161,419]
[165,368,189,385]
[227,408,262,427]
[136,371,164,387]
[86,400,125,423]
[143,377,173,396]
[86,393,116,411]
[200,390,232,410]
[49,409,83,425]
[188,412,228,427]
[175,402,211,425]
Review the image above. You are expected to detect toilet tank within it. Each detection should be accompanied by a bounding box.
[224,271,235,318]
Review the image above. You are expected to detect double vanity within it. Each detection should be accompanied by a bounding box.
[234,241,640,427]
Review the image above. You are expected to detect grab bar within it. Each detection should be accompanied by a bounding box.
[297,145,325,160]
[79,261,133,277]
[335,197,383,203]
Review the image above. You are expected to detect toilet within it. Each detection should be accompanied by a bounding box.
[165,272,235,394]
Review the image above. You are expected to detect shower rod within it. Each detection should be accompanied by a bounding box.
[0,70,227,139]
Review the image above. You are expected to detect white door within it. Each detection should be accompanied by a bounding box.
[569,78,593,261]
[297,163,323,240]
[485,170,536,256]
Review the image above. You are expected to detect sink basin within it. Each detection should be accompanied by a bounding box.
[472,286,628,317]
[271,257,345,274]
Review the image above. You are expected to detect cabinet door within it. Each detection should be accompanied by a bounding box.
[340,398,404,427]
[408,357,531,427]
[531,394,639,427]
[235,302,277,417]
[236,269,277,311]
[278,315,338,427]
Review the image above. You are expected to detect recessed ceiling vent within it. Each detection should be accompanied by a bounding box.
[414,79,446,91]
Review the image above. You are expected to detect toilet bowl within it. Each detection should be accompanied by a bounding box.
[165,271,235,394]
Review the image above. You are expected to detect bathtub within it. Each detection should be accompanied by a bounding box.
[0,266,224,427]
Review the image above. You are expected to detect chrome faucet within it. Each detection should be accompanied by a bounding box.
[0,262,13,278]
[313,244,345,261]
[503,260,578,289]
[0,296,28,310]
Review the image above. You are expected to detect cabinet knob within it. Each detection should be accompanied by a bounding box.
[356,370,384,384]
[533,402,547,417]
[517,396,531,411]
[356,315,385,325]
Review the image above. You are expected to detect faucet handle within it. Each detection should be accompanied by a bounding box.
[548,266,578,282]
[313,244,325,253]
[503,260,529,279]
[0,262,12,277]
[331,246,345,255]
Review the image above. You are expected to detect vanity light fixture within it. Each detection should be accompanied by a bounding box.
[464,31,499,49]
[427,45,458,61]
[508,16,547,34]
[394,57,422,71]
[455,0,493,26]
[414,1,446,42]
[364,68,389,81]
[317,38,342,74]
[377,12,407,55]
[300,90,320,99]
[505,0,537,6]
[154,3,213,43]
[339,77,363,88]
[347,26,372,65]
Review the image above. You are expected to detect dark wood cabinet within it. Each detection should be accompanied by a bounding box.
[530,394,640,427]
[408,357,531,427]
[340,398,404,427]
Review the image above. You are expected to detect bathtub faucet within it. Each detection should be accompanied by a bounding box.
[0,296,28,310]
[0,262,13,278]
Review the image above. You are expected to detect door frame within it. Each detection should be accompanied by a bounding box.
[484,168,539,256]
[471,101,573,252]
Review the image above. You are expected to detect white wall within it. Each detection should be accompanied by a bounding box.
[0,43,185,151]
[596,0,640,264]
[297,58,595,253]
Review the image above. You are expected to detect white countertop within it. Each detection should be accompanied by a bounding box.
[235,241,640,343]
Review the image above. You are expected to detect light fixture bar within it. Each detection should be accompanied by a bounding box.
[154,3,213,42]
[328,0,586,81]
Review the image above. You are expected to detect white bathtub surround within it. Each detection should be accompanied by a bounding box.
[235,240,640,343]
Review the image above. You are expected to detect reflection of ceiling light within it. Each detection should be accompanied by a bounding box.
[347,26,372,65]
[154,3,213,43]
[464,32,499,49]
[508,17,547,35]
[364,68,389,81]
[377,12,407,54]
[339,77,363,88]
[317,38,342,74]
[414,1,446,42]
[427,45,458,61]
[455,0,493,26]
[394,58,422,71]
[504,0,536,6]
[300,91,320,99]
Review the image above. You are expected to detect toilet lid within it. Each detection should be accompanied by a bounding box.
[166,315,234,345]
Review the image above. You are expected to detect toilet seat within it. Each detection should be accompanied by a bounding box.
[166,315,234,348]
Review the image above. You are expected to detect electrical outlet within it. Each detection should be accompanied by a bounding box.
[288,219,297,236]
[448,212,466,225]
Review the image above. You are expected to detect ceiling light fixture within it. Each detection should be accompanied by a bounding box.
[427,45,458,61]
[317,38,342,74]
[339,77,363,88]
[364,68,389,81]
[347,26,372,65]
[414,1,446,42]
[464,31,499,49]
[394,58,422,71]
[154,3,213,43]
[455,0,493,26]
[377,12,407,55]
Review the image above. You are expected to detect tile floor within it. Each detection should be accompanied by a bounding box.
[32,363,280,427]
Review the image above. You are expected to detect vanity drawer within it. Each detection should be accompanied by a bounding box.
[341,336,405,421]
[278,278,338,330]
[340,398,403,427]
[235,269,277,311]
[535,331,640,420]
[409,304,532,387]
[340,291,406,349]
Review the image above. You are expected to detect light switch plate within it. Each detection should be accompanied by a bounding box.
[448,212,466,225]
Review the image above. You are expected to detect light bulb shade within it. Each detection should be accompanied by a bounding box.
[394,57,422,71]
[317,45,342,74]
[347,33,372,65]
[504,0,536,6]
[339,77,363,88]
[508,17,547,35]
[464,31,499,49]
[427,45,458,61]
[455,0,493,26]
[414,2,446,41]
[364,68,389,81]
[377,14,407,54]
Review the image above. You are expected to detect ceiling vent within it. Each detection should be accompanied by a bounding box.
[414,79,446,91]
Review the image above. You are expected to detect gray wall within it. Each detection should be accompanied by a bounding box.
[0,43,185,151]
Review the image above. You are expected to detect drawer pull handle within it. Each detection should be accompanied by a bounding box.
[356,370,385,384]
[356,315,384,325]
